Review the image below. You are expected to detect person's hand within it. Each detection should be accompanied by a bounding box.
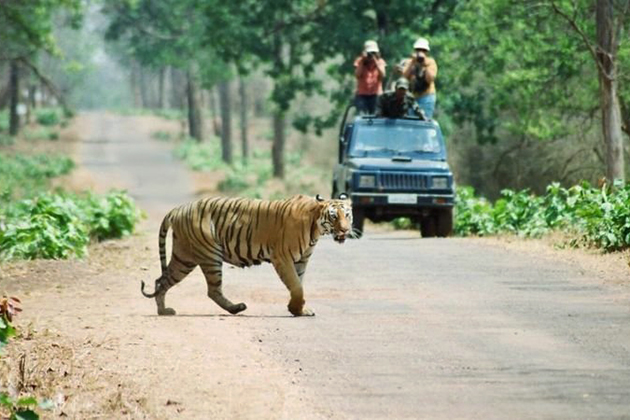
[414,51,427,65]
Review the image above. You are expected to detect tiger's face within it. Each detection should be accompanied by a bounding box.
[320,199,353,243]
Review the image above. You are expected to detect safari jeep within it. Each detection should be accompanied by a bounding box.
[332,108,455,238]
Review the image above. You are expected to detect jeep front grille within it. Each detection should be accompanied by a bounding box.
[379,173,427,190]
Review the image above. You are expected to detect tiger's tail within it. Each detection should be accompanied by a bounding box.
[141,211,173,298]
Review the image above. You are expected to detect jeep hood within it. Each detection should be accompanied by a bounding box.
[345,157,451,172]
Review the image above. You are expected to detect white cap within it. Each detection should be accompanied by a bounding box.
[364,40,380,53]
[413,37,430,51]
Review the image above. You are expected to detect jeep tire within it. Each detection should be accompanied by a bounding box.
[420,214,437,238]
[436,208,453,237]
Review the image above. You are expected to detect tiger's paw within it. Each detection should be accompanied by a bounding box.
[158,307,177,316]
[288,303,315,317]
[300,307,315,317]
[228,303,247,315]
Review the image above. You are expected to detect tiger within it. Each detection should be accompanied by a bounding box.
[141,194,353,317]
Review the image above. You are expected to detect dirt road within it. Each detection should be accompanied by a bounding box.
[3,113,630,419]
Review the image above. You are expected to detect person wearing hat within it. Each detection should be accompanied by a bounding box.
[403,37,438,118]
[376,77,425,119]
[354,40,387,114]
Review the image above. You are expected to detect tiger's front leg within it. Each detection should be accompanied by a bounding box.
[272,256,315,316]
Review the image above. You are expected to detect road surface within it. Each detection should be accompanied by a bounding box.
[7,112,630,419]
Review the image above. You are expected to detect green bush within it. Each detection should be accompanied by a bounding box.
[0,153,75,203]
[454,182,630,251]
[174,138,227,171]
[24,127,59,142]
[0,191,142,260]
[454,186,495,236]
[35,108,62,126]
[81,191,142,241]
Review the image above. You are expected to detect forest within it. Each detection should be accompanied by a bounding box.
[2,2,630,418]
[1,0,630,253]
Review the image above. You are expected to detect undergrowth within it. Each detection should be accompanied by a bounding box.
[455,182,630,251]
[174,137,323,199]
[0,191,142,260]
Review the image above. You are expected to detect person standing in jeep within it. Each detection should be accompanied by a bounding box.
[354,40,387,115]
[403,37,438,119]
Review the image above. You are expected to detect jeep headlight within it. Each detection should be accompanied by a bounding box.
[432,177,448,189]
[358,175,376,188]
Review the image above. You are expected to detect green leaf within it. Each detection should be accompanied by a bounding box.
[0,392,13,407]
[15,409,40,420]
[16,397,38,406]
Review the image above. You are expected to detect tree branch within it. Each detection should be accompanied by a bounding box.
[17,58,71,114]
[548,0,613,81]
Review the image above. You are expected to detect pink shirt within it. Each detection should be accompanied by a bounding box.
[354,56,386,95]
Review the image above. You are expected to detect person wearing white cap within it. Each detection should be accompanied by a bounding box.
[354,40,387,114]
[403,37,438,118]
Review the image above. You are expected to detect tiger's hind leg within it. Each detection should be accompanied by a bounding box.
[200,262,247,315]
[156,248,198,316]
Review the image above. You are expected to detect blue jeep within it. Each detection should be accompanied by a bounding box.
[332,107,455,238]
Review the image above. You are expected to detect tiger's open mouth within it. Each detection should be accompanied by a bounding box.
[334,233,346,243]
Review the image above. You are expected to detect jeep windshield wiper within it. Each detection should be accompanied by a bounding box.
[368,147,398,154]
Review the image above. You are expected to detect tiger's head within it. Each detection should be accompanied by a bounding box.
[315,194,353,243]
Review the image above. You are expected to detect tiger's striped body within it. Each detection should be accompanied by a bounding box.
[141,194,352,316]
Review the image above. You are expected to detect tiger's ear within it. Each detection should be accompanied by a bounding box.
[338,192,348,200]
[315,194,325,202]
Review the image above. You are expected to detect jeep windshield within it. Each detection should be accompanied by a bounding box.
[348,123,443,158]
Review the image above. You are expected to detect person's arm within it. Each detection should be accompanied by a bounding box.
[424,57,437,84]
[402,57,415,79]
[376,58,386,78]
[354,56,365,78]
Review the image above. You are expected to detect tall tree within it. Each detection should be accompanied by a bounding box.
[239,76,249,164]
[104,0,214,141]
[0,0,82,134]
[550,0,629,183]
[218,80,233,163]
[8,60,20,135]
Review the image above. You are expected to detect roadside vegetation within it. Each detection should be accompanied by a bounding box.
[173,135,326,199]
[454,183,630,252]
[0,110,142,261]
[1,297,52,420]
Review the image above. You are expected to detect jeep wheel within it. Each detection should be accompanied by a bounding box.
[352,208,365,239]
[420,214,437,238]
[436,208,453,237]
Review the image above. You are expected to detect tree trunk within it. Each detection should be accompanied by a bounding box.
[186,67,204,142]
[596,0,625,183]
[239,76,249,164]
[272,33,285,179]
[208,87,221,137]
[26,84,36,124]
[218,80,233,164]
[170,67,185,110]
[158,67,166,109]
[139,66,150,108]
[9,60,20,136]
[130,62,142,108]
[272,110,286,178]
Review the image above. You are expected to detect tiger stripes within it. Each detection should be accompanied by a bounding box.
[141,194,353,316]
